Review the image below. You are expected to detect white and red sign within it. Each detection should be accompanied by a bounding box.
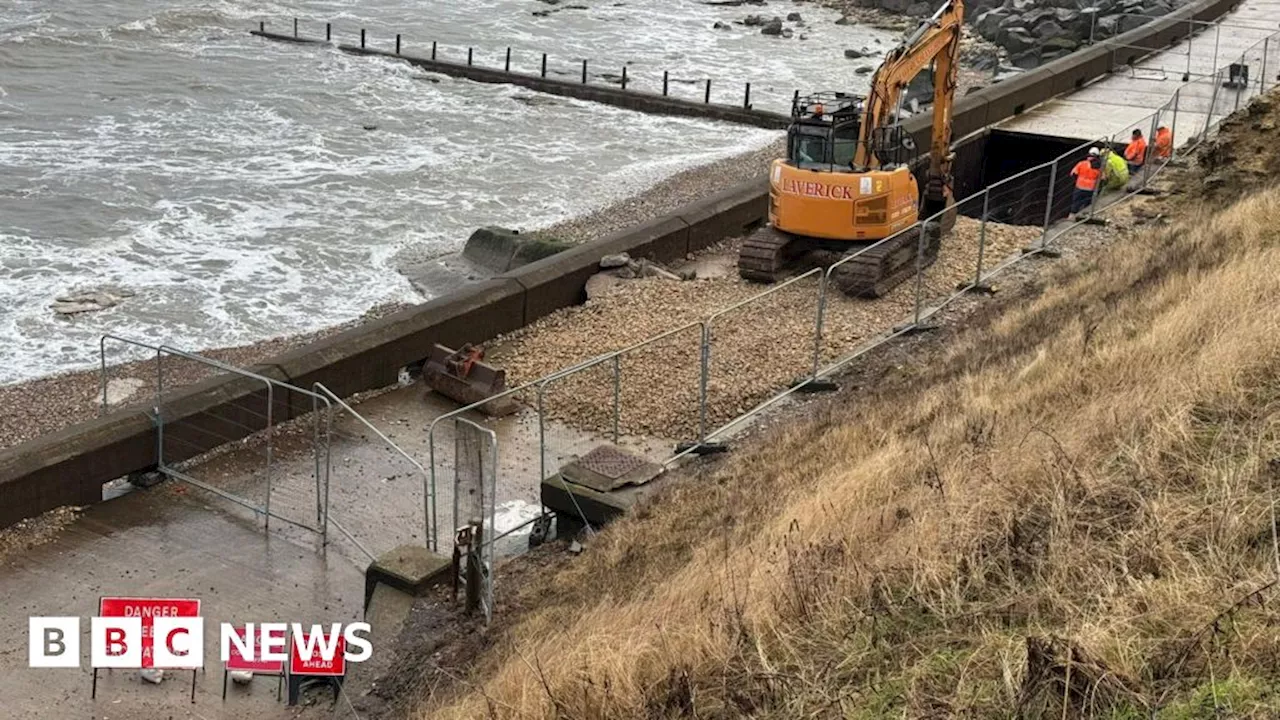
[289,628,346,677]
[225,625,286,673]
[95,597,202,669]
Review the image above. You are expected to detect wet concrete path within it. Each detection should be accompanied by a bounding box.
[0,484,365,718]
[0,377,672,717]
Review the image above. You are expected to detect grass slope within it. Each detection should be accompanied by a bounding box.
[422,109,1280,719]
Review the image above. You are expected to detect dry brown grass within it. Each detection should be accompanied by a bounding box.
[418,178,1280,716]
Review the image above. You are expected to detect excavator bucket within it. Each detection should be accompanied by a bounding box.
[423,344,519,416]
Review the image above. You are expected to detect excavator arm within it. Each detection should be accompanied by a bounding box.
[855,0,964,203]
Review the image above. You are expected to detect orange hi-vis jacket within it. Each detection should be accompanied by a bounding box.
[1125,136,1148,166]
[1072,159,1101,191]
[1155,128,1172,158]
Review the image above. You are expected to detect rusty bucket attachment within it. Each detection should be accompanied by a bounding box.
[423,344,519,416]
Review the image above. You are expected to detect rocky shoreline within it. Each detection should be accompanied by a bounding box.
[794,0,1195,69]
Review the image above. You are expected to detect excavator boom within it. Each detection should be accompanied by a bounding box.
[856,0,963,199]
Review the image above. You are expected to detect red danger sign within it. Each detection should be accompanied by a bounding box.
[98,597,200,669]
[225,625,286,673]
[289,630,345,677]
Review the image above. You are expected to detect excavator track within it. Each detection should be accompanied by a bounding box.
[738,223,944,298]
[832,223,943,298]
[737,225,801,283]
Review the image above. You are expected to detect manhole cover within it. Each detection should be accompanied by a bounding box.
[575,445,648,480]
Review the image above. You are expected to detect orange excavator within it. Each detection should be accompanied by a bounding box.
[738,0,964,297]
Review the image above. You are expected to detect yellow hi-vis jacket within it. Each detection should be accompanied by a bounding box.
[1103,150,1129,190]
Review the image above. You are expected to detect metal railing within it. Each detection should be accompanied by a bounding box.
[98,335,332,540]
[88,21,1278,608]
[256,17,775,113]
[314,383,435,561]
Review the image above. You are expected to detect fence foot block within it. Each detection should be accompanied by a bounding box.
[1021,244,1063,258]
[892,322,940,335]
[364,545,452,615]
[1137,187,1162,196]
[127,470,167,489]
[961,282,997,295]
[793,378,838,394]
[675,441,729,456]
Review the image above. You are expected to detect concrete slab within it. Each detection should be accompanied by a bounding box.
[541,471,669,531]
[559,444,664,493]
[364,545,451,612]
[999,0,1280,145]
[0,488,364,718]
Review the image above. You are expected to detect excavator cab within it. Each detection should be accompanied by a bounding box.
[787,93,864,170]
[787,92,919,172]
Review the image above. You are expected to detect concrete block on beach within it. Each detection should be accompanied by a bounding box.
[463,227,571,274]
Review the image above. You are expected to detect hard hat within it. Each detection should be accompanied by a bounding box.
[1088,147,1100,156]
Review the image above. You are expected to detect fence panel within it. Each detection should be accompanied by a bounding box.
[536,322,704,479]
[315,384,433,563]
[151,347,329,538]
[427,383,545,556]
[1264,37,1278,95]
[454,418,497,624]
[703,268,823,441]
[537,355,618,478]
[918,190,1021,314]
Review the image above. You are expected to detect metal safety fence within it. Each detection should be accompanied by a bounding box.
[417,64,1252,554]
[88,22,1279,622]
[313,383,435,563]
[454,418,497,624]
[98,335,332,539]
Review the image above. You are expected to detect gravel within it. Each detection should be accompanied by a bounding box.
[0,506,82,561]
[0,302,408,451]
[490,215,1042,440]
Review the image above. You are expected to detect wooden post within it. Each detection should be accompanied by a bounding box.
[259,20,264,32]
[744,82,751,109]
[541,53,548,77]
[293,18,298,38]
[395,34,401,55]
[432,40,437,60]
[468,47,473,65]
[360,28,365,49]
[326,22,331,42]
[505,47,511,72]
[621,65,628,90]
[582,59,588,84]
[663,70,669,96]
[705,78,712,104]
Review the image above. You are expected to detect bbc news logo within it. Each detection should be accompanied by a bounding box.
[28,597,372,670]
